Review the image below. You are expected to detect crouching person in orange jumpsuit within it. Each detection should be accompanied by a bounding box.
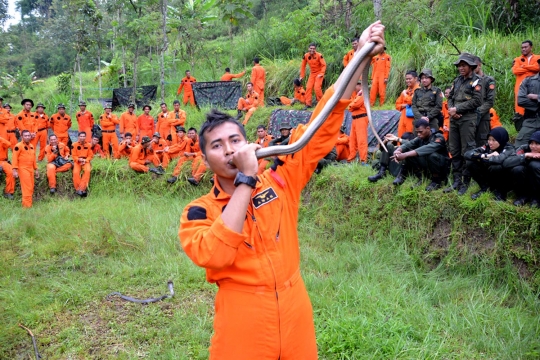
[336,126,350,161]
[129,136,164,175]
[45,134,72,194]
[279,79,306,106]
[12,130,39,207]
[179,21,385,360]
[236,83,259,125]
[72,132,93,197]
[167,127,204,184]
[0,135,15,200]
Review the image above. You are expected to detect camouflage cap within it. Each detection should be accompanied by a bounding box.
[141,136,152,144]
[57,103,66,109]
[175,125,186,133]
[3,103,11,109]
[104,103,112,109]
[279,122,292,130]
[453,53,477,67]
[128,103,135,108]
[152,132,161,138]
[79,101,87,106]
[419,69,435,82]
[36,102,46,109]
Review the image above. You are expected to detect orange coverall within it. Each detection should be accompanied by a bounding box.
[179,86,348,359]
[0,108,8,139]
[251,64,266,106]
[395,83,420,137]
[76,111,94,140]
[0,137,15,196]
[221,71,245,81]
[237,91,259,126]
[2,112,17,149]
[441,100,450,141]
[33,112,49,161]
[347,92,368,162]
[49,112,72,145]
[165,135,189,160]
[137,114,155,139]
[369,51,391,106]
[16,110,38,136]
[45,142,72,189]
[119,111,138,138]
[343,49,355,67]
[152,138,170,168]
[177,76,197,106]
[280,86,306,106]
[167,110,186,144]
[512,53,540,115]
[12,141,37,208]
[91,144,105,157]
[336,133,350,161]
[157,112,173,140]
[256,134,273,174]
[71,140,93,192]
[99,113,120,159]
[118,139,138,158]
[172,136,203,178]
[300,51,326,107]
[490,108,502,129]
[129,143,159,172]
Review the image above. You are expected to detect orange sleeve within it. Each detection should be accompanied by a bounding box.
[177,78,185,95]
[349,94,365,111]
[385,55,391,79]
[12,143,20,169]
[336,135,349,145]
[490,108,502,129]
[45,145,57,163]
[119,114,126,133]
[395,91,405,111]
[234,71,245,79]
[320,55,327,75]
[512,57,529,76]
[86,146,94,162]
[300,54,307,79]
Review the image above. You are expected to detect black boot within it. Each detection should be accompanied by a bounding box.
[443,173,462,193]
[393,171,406,186]
[235,110,243,120]
[457,175,471,196]
[471,185,489,200]
[368,165,387,183]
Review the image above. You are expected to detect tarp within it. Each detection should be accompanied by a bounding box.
[268,109,401,152]
[112,85,157,110]
[192,81,241,110]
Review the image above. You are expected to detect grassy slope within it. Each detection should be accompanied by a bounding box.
[1,161,539,359]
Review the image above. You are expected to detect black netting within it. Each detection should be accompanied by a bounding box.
[112,85,157,110]
[192,81,242,110]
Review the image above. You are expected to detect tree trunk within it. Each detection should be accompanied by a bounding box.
[229,23,233,66]
[133,43,139,104]
[122,45,127,88]
[97,45,102,98]
[77,53,83,101]
[160,0,168,103]
[345,0,352,30]
[373,0,382,20]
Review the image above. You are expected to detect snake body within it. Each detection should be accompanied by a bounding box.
[255,40,387,159]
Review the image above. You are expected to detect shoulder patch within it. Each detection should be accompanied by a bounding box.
[475,85,481,91]
[472,79,479,87]
[187,206,207,220]
[24,146,28,150]
[14,146,19,151]
[18,116,22,120]
[253,187,278,209]
[489,84,495,90]
[77,146,82,150]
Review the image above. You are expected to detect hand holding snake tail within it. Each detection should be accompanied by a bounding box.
[255,33,386,159]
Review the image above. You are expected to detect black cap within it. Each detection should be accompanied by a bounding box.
[104,103,112,109]
[128,103,135,108]
[21,99,34,107]
[3,103,11,109]
[453,53,477,67]
[57,103,66,109]
[279,122,292,130]
[79,101,87,106]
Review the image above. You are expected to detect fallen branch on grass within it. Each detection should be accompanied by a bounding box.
[107,281,174,304]
[18,323,41,360]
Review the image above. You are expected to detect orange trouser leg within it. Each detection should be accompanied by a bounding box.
[347,121,359,162]
[257,159,269,174]
[397,114,414,137]
[192,157,206,181]
[34,130,48,161]
[314,74,324,101]
[184,92,195,106]
[57,136,69,146]
[305,76,315,107]
[336,144,349,161]
[18,166,34,208]
[158,153,170,168]
[370,78,379,106]
[46,162,72,189]
[1,161,15,194]
[514,82,525,115]
[130,162,149,173]
[210,278,317,360]
[280,96,292,106]
[237,98,247,110]
[357,117,369,162]
[102,133,119,159]
[254,86,265,106]
[242,108,257,126]
[73,162,91,191]
[374,78,387,105]
[8,133,18,149]
[172,156,193,177]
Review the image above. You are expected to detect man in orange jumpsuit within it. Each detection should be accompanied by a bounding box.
[369,47,391,106]
[0,134,15,199]
[279,79,306,106]
[45,134,72,194]
[236,83,259,126]
[512,40,540,115]
[129,136,164,175]
[395,70,420,137]
[2,103,18,149]
[221,68,245,81]
[118,132,137,158]
[151,132,169,171]
[178,21,385,359]
[33,103,49,161]
[251,58,266,106]
[441,87,451,140]
[99,104,120,159]
[347,82,369,164]
[255,125,273,174]
[12,130,39,207]
[342,37,359,67]
[167,100,187,144]
[120,103,138,141]
[49,103,72,146]
[72,132,93,197]
[300,43,326,108]
[336,126,350,161]
[157,102,173,140]
[17,99,37,144]
[137,105,155,139]
[177,70,197,106]
[76,101,95,140]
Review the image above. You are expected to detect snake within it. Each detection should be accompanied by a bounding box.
[107,281,175,304]
[255,39,387,159]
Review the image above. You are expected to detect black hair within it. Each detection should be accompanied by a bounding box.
[78,131,86,137]
[185,70,190,73]
[160,102,167,107]
[21,130,30,135]
[247,82,253,86]
[257,125,266,130]
[445,86,452,91]
[48,133,57,139]
[199,109,247,156]
[352,37,359,42]
[143,105,151,110]
[188,127,197,132]
[415,119,430,128]
[522,40,533,47]
[253,57,260,64]
[125,132,132,137]
[473,55,482,64]
[309,42,317,48]
[173,100,180,105]
[225,67,230,72]
[293,78,301,87]
[401,132,414,141]
[406,70,418,77]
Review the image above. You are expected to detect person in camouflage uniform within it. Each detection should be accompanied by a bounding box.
[443,53,483,195]
[473,56,496,147]
[411,69,443,133]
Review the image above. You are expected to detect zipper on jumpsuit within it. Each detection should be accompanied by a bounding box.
[248,203,282,359]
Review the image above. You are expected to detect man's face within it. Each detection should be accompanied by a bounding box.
[257,128,266,139]
[23,102,32,111]
[161,104,167,112]
[174,103,180,111]
[247,83,253,92]
[351,40,358,51]
[177,131,185,139]
[521,42,532,56]
[125,135,132,143]
[355,84,362,93]
[22,132,31,143]
[186,71,191,78]
[79,133,86,143]
[405,74,416,88]
[4,107,11,113]
[105,108,111,114]
[530,140,540,154]
[128,107,134,113]
[416,126,431,140]
[457,62,472,77]
[474,61,482,74]
[153,136,159,143]
[49,136,58,147]
[188,130,197,140]
[36,106,44,114]
[144,107,150,115]
[444,88,451,98]
[280,128,290,137]
[308,45,316,55]
[92,137,99,145]
[420,75,432,88]
[59,108,65,115]
[79,105,86,112]
[143,141,151,148]
[202,122,247,179]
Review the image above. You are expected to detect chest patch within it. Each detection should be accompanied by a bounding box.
[253,187,278,209]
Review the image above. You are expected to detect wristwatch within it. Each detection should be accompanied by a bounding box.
[234,172,257,188]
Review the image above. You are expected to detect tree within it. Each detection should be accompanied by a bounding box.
[218,0,253,65]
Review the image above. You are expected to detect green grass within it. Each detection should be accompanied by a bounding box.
[1,160,539,358]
